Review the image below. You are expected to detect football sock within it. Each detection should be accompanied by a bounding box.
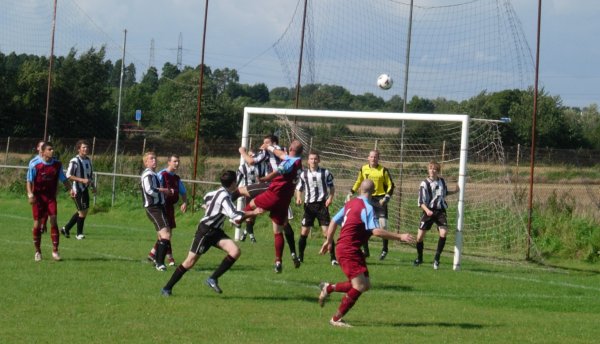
[274,232,284,262]
[330,241,337,261]
[210,255,237,280]
[64,212,78,231]
[245,222,255,235]
[33,227,41,252]
[76,216,85,236]
[284,223,297,255]
[50,226,59,252]
[163,264,188,290]
[331,281,351,293]
[298,235,308,260]
[416,241,424,261]
[362,242,370,256]
[156,239,170,266]
[382,239,389,252]
[434,237,447,261]
[333,288,362,321]
[150,241,158,257]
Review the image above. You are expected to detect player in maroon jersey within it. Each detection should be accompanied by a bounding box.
[244,140,303,273]
[317,180,414,327]
[26,142,74,261]
[147,154,188,265]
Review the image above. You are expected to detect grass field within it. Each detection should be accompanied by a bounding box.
[2,192,600,344]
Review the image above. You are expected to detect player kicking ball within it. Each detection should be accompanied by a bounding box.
[161,171,263,296]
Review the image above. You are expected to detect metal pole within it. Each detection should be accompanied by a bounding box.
[4,137,10,164]
[191,0,210,212]
[44,0,58,141]
[397,0,414,232]
[294,0,309,111]
[526,0,543,260]
[112,29,127,207]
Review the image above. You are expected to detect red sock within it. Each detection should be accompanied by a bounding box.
[330,281,352,294]
[50,226,59,252]
[274,232,284,262]
[32,227,41,252]
[333,288,362,321]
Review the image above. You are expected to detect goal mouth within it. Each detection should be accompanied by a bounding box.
[242,107,528,266]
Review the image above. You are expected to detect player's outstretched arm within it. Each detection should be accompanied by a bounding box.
[372,228,415,244]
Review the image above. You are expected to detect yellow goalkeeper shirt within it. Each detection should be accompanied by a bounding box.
[351,164,394,196]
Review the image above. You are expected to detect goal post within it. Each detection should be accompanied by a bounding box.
[241,107,468,270]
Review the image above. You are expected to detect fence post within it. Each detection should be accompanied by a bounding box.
[142,138,146,155]
[4,137,9,165]
[91,136,96,162]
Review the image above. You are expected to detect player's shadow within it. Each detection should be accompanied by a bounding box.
[376,284,414,292]
[365,320,486,329]
[66,257,137,262]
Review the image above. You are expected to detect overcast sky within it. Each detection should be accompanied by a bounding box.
[2,0,599,108]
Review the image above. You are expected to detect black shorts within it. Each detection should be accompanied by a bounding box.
[246,182,269,199]
[419,209,448,231]
[301,201,330,228]
[73,189,90,211]
[371,195,388,219]
[189,223,231,255]
[145,205,170,231]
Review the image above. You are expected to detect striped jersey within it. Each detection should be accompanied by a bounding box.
[141,168,165,207]
[237,161,267,187]
[418,177,448,210]
[296,167,334,203]
[252,144,282,174]
[200,187,244,229]
[66,155,94,193]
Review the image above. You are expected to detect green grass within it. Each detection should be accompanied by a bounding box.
[2,193,600,343]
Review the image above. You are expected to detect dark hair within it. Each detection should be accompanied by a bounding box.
[308,150,320,158]
[168,154,180,161]
[41,142,53,151]
[220,170,237,188]
[264,134,279,145]
[75,139,90,150]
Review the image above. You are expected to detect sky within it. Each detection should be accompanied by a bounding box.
[2,0,599,108]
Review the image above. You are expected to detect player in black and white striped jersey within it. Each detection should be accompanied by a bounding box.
[140,151,174,271]
[238,135,301,268]
[61,140,96,240]
[295,152,337,265]
[236,150,267,243]
[160,170,263,296]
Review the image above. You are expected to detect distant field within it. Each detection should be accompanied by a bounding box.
[1,193,600,343]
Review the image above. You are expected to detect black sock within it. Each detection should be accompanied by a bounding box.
[156,239,170,266]
[330,240,337,261]
[382,239,389,252]
[64,213,78,231]
[284,223,296,255]
[210,255,237,280]
[362,242,370,254]
[76,216,86,236]
[298,235,308,260]
[246,222,255,235]
[416,241,424,261]
[434,237,446,262]
[163,264,188,290]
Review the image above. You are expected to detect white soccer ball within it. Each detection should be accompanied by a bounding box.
[377,73,393,90]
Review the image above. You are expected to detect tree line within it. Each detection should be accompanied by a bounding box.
[1,47,599,149]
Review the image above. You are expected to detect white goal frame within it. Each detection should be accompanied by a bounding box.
[240,107,469,271]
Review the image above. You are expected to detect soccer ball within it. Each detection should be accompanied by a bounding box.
[377,73,393,90]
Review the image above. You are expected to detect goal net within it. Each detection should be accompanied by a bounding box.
[242,107,528,269]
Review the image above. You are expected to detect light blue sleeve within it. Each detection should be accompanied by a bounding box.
[277,156,299,174]
[179,179,187,196]
[27,165,36,182]
[360,198,379,231]
[58,163,68,183]
[331,206,346,226]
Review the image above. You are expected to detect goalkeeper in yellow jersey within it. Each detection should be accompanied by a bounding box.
[346,150,394,260]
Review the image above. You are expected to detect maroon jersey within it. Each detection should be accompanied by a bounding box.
[333,197,377,254]
[268,155,302,201]
[27,158,68,198]
[158,169,181,204]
